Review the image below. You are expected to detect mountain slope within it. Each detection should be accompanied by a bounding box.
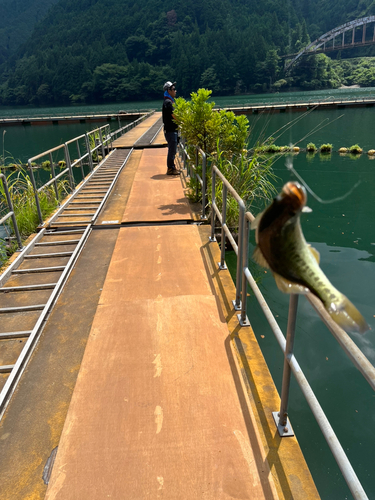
[0,0,60,64]
[1,0,374,106]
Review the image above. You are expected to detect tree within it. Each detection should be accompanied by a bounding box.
[200,66,220,93]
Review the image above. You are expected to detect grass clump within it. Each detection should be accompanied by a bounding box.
[306,142,317,152]
[348,144,363,154]
[0,168,69,265]
[320,143,333,153]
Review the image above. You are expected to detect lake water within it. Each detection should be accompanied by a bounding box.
[1,88,375,499]
[238,101,375,499]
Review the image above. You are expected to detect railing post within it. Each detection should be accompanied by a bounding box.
[85,134,93,172]
[64,144,75,190]
[49,152,59,203]
[238,215,250,326]
[27,160,43,225]
[201,151,207,220]
[99,127,105,160]
[76,139,85,179]
[219,184,227,270]
[233,202,245,310]
[108,125,114,150]
[209,167,216,242]
[0,174,23,250]
[273,293,299,437]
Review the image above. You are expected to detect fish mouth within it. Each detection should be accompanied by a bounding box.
[281,181,307,209]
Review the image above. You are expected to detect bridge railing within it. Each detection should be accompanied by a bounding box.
[0,174,23,251]
[238,210,374,500]
[179,145,373,499]
[210,165,245,310]
[110,111,154,142]
[179,142,207,220]
[27,124,111,225]
[216,95,375,111]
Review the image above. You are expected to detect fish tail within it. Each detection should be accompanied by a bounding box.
[328,295,370,334]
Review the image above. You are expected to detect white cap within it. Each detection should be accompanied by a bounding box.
[163,81,176,91]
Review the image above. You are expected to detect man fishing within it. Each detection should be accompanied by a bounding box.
[162,81,180,175]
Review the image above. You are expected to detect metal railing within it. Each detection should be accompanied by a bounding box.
[237,211,375,500]
[215,95,375,111]
[178,142,207,220]
[210,165,245,311]
[0,174,23,250]
[27,124,111,225]
[186,151,374,499]
[110,111,154,142]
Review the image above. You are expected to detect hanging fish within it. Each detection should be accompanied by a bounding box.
[251,181,369,334]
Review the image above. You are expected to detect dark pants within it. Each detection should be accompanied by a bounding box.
[164,131,178,170]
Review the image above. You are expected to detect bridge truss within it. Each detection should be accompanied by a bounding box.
[285,16,375,71]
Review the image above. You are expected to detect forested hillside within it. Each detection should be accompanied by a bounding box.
[0,0,60,64]
[1,0,375,106]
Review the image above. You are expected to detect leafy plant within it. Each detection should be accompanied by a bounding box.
[174,88,249,159]
[174,88,277,227]
[348,144,362,154]
[320,143,333,153]
[306,142,317,152]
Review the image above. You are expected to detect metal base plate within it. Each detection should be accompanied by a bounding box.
[237,313,251,327]
[272,412,295,437]
[218,262,227,270]
[232,299,242,311]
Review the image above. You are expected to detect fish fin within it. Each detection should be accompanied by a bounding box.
[273,273,309,295]
[302,206,312,213]
[307,244,320,264]
[328,296,370,334]
[250,211,263,230]
[253,246,270,269]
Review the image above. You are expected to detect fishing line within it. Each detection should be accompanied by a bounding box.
[293,114,344,146]
[265,106,318,144]
[285,156,361,204]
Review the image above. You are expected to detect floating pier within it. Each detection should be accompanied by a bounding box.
[0,112,145,126]
[0,112,320,500]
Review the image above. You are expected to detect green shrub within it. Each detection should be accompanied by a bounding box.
[306,142,317,152]
[320,143,333,153]
[174,88,277,226]
[0,168,69,248]
[348,144,363,154]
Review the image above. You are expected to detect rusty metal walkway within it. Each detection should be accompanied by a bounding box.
[44,147,280,500]
[112,112,165,149]
[0,115,319,500]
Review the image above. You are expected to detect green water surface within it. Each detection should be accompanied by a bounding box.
[235,104,375,500]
